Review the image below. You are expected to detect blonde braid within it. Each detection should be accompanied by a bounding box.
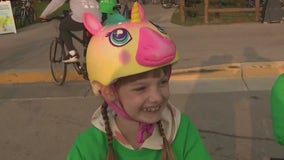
[101,102,119,160]
[157,121,176,160]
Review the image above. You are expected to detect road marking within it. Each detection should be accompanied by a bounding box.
[1,61,284,84]
[0,70,82,84]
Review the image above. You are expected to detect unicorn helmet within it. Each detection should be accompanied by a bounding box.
[83,2,179,86]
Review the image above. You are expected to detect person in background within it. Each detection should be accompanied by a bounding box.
[40,0,101,63]
[270,73,284,160]
[271,73,284,146]
[67,2,211,160]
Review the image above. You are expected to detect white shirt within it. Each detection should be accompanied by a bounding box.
[40,0,101,23]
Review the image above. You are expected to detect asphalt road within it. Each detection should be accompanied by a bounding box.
[0,82,284,160]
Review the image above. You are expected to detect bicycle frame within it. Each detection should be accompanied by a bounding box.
[70,29,91,57]
[69,28,91,79]
[48,15,92,85]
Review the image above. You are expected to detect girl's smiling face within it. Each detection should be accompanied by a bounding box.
[114,67,170,123]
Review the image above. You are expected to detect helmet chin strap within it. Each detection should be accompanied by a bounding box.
[106,85,155,143]
[137,122,154,143]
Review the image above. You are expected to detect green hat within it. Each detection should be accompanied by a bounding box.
[103,12,127,26]
[99,0,117,14]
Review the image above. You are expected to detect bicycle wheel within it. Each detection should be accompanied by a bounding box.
[161,0,172,9]
[13,7,22,27]
[19,8,26,27]
[49,38,67,85]
[26,7,34,24]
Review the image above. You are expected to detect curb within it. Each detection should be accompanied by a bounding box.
[172,61,284,80]
[0,70,82,84]
[1,61,282,83]
[170,61,284,93]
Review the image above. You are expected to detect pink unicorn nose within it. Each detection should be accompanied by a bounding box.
[136,27,176,67]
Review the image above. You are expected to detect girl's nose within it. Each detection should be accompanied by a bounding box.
[148,87,164,103]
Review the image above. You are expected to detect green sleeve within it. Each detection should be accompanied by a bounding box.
[173,114,212,160]
[67,142,84,160]
[66,126,108,160]
[271,73,284,146]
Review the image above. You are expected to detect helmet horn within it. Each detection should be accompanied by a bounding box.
[131,2,144,22]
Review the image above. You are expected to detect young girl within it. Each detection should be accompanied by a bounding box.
[67,2,211,160]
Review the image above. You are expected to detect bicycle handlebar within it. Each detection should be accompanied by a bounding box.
[40,10,70,23]
[40,16,64,23]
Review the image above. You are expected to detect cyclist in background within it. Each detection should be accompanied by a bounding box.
[40,0,101,63]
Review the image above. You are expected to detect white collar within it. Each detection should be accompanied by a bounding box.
[91,102,181,150]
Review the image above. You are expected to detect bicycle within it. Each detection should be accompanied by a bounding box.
[247,0,266,8]
[161,0,178,9]
[46,14,91,85]
[12,0,35,27]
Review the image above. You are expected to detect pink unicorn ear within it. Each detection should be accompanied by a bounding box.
[83,12,103,35]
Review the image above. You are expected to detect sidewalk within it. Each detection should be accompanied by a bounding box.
[1,3,284,93]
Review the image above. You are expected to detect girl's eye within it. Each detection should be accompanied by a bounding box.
[108,28,132,47]
[160,78,169,86]
[133,86,146,92]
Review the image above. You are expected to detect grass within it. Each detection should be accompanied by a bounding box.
[171,1,263,26]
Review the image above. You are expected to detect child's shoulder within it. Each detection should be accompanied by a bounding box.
[179,112,194,125]
[68,126,109,159]
[177,113,200,136]
[74,126,107,146]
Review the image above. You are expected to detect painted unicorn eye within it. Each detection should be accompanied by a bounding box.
[108,28,132,47]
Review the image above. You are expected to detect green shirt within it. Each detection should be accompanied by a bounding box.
[67,113,211,160]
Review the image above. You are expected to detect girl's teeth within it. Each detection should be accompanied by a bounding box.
[143,106,159,112]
